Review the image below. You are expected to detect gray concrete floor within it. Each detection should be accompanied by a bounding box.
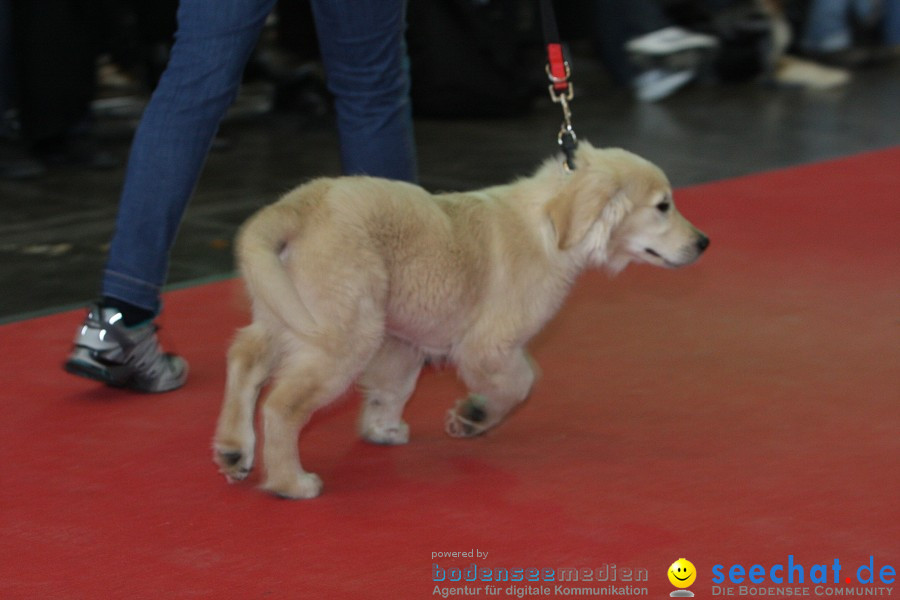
[1,56,898,323]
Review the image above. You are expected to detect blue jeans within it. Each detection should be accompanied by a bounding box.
[801,0,881,52]
[885,0,900,45]
[103,0,416,315]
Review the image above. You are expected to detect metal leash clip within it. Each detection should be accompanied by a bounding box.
[546,63,578,171]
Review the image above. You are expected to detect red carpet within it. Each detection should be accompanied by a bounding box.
[2,149,898,599]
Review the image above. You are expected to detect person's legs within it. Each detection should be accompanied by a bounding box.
[802,0,853,53]
[310,0,416,182]
[69,0,419,392]
[102,0,276,317]
[590,0,716,102]
[590,0,671,85]
[67,0,275,391]
[849,0,881,25]
[883,0,900,45]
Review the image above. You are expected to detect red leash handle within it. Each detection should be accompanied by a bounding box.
[546,43,570,95]
[539,0,571,97]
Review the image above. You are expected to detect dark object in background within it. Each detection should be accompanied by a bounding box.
[405,0,544,118]
[100,0,178,91]
[10,0,100,148]
[708,4,777,81]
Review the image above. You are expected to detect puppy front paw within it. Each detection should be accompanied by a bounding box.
[445,395,489,438]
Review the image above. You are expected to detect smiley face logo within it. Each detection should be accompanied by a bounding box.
[668,558,697,589]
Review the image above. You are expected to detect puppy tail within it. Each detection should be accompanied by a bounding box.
[236,200,318,336]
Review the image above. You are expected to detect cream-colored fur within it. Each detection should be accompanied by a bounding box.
[213,143,708,499]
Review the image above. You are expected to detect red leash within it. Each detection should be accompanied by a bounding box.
[539,0,578,170]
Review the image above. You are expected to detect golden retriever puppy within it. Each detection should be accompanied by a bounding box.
[213,143,708,499]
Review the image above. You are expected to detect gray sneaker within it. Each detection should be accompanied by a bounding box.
[64,303,188,392]
[633,68,696,102]
[626,26,719,56]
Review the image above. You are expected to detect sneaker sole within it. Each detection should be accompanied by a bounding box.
[65,357,187,393]
[64,358,129,388]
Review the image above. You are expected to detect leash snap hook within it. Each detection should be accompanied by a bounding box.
[558,125,578,172]
[550,81,578,171]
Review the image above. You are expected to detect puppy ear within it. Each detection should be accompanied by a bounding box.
[546,171,619,250]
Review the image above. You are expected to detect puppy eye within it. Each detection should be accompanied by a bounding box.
[656,202,671,213]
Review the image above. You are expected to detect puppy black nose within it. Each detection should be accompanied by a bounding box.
[696,234,710,252]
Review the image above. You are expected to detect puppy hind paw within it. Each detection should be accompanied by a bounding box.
[444,395,490,438]
[361,421,410,445]
[262,472,323,500]
[213,445,254,483]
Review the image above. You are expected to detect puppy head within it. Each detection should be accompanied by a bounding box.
[605,186,709,273]
[546,144,708,272]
